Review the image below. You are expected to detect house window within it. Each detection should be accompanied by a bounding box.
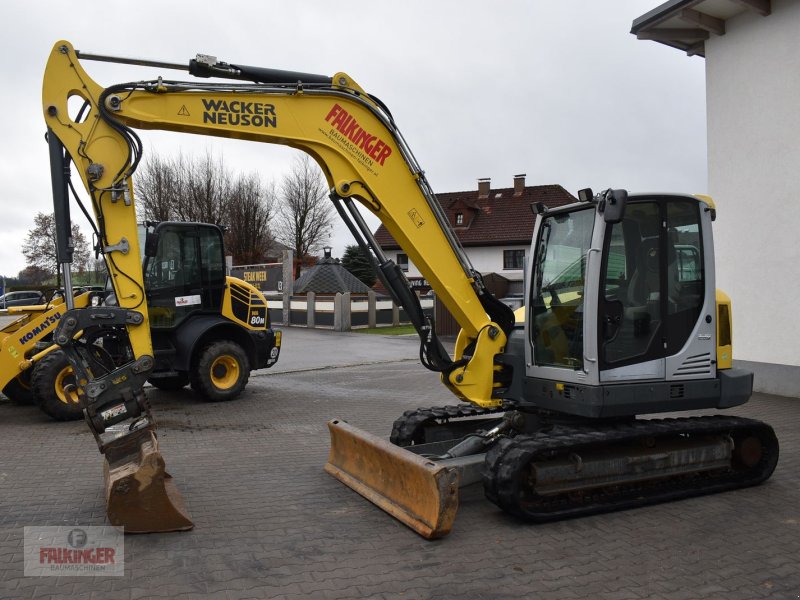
[397,253,409,272]
[455,212,464,225]
[503,249,525,270]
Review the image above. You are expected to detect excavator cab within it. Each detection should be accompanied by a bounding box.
[524,193,743,417]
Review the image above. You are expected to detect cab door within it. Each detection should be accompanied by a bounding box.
[598,198,707,382]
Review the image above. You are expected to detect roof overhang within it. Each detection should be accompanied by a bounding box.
[631,0,772,58]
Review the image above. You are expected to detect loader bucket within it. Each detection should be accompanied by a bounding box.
[103,431,193,533]
[325,419,459,539]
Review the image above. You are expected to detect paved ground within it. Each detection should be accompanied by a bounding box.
[1,327,799,599]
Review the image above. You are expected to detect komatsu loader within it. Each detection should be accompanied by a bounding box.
[41,41,777,536]
[0,221,281,423]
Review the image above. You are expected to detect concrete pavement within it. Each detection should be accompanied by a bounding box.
[1,327,798,599]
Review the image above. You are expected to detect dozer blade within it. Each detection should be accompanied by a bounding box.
[103,431,193,533]
[325,419,459,539]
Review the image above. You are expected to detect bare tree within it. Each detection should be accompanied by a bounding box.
[134,150,277,264]
[134,152,188,222]
[224,175,277,264]
[275,155,334,278]
[183,150,230,223]
[22,212,91,287]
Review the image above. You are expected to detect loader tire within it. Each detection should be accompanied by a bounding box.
[31,350,84,421]
[191,341,249,402]
[2,371,35,405]
[149,374,190,391]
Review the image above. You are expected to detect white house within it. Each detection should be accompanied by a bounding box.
[373,175,576,296]
[633,0,800,397]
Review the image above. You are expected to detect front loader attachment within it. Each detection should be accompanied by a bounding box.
[104,430,193,533]
[325,419,459,539]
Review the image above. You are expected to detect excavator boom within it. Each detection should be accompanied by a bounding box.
[42,41,511,534]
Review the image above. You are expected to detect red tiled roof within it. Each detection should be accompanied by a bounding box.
[373,184,576,249]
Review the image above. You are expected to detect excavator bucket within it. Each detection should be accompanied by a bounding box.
[325,419,459,539]
[104,431,193,533]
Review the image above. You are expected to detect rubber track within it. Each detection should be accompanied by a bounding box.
[483,415,779,522]
[389,403,509,446]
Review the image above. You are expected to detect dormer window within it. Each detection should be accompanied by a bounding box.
[456,212,464,225]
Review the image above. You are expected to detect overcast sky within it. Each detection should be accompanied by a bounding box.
[0,0,706,277]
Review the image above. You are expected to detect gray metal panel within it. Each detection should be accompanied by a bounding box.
[666,203,717,381]
[601,358,666,383]
[524,376,726,418]
[580,210,606,386]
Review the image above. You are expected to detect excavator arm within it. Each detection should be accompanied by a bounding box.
[42,41,513,535]
[43,41,512,405]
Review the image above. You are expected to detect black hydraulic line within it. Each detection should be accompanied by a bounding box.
[77,48,333,86]
[329,193,398,302]
[329,193,453,372]
[47,129,74,267]
[97,83,145,183]
[476,277,516,337]
[68,178,100,240]
[189,59,332,85]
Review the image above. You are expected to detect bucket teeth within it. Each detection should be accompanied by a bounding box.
[104,431,193,533]
[325,419,459,539]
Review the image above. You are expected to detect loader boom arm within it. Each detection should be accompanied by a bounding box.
[42,40,512,408]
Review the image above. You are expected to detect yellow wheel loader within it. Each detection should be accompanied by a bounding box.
[41,41,777,536]
[0,291,93,412]
[1,225,281,423]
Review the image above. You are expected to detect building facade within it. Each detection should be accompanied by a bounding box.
[633,0,800,396]
[373,176,576,297]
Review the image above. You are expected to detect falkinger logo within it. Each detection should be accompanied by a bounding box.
[325,103,393,166]
[24,526,124,576]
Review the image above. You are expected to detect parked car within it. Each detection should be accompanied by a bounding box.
[0,291,46,308]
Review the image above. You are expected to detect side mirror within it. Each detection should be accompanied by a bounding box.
[577,188,593,203]
[602,189,628,224]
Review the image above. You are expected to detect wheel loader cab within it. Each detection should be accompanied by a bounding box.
[524,194,749,418]
[142,222,227,330]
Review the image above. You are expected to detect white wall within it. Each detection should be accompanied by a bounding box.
[706,0,800,367]
[392,245,527,284]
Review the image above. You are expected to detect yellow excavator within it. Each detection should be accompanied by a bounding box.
[42,41,778,537]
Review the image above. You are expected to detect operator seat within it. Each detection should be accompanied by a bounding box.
[626,238,660,309]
